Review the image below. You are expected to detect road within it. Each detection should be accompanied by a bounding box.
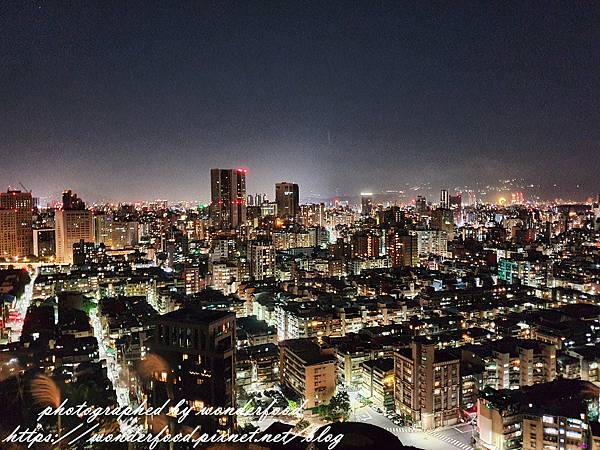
[351,405,474,450]
[8,268,36,342]
[89,305,130,407]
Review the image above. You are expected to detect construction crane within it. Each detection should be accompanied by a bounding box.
[18,182,31,193]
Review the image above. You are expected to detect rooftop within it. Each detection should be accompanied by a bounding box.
[160,307,234,324]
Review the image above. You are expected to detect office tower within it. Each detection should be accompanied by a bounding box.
[275,182,299,218]
[467,191,476,206]
[210,168,247,229]
[249,239,275,280]
[150,309,236,434]
[394,338,460,430]
[0,190,33,258]
[440,189,449,209]
[55,191,94,264]
[254,193,265,206]
[361,192,373,216]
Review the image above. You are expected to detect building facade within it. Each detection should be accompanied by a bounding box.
[55,191,94,264]
[275,182,299,218]
[0,190,33,258]
[394,339,460,429]
[210,168,247,229]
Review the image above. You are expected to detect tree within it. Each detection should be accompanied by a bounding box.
[319,390,350,422]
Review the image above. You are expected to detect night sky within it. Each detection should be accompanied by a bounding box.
[1,1,599,203]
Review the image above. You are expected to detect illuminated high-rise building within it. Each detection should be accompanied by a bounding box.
[0,190,33,258]
[183,266,202,295]
[249,239,275,280]
[210,168,247,229]
[394,338,460,430]
[467,191,476,206]
[55,190,94,264]
[0,209,17,259]
[351,231,380,258]
[387,231,418,267]
[275,182,299,218]
[94,215,138,249]
[449,193,462,223]
[440,189,449,209]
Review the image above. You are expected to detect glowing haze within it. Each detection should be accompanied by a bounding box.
[1,2,599,203]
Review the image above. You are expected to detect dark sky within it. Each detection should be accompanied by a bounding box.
[1,1,599,203]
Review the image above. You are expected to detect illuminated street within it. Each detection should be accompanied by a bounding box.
[351,405,474,450]
[8,268,36,342]
[89,305,130,408]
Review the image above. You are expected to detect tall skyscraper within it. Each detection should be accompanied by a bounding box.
[55,190,94,264]
[0,190,33,258]
[440,189,449,209]
[275,182,299,218]
[210,168,247,229]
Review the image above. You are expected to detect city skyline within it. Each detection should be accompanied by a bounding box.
[2,2,599,201]
[2,3,600,449]
[2,173,598,207]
